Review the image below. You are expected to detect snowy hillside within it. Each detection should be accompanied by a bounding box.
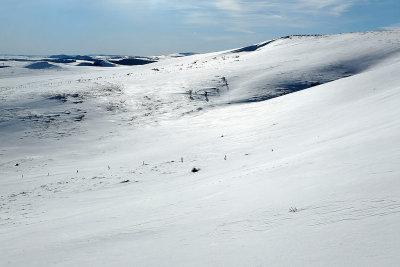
[1,30,400,266]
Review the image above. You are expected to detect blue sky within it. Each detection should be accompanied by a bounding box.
[1,0,399,55]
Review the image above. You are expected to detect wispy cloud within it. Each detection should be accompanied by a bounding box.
[203,35,238,41]
[98,0,364,35]
[164,0,363,33]
[183,10,219,25]
[296,0,356,15]
[381,22,400,30]
[214,0,242,12]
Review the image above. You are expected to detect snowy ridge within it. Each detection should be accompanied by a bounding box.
[1,30,400,266]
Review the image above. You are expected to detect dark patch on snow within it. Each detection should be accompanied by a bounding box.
[0,58,37,62]
[105,100,127,113]
[76,62,95,66]
[25,61,60,69]
[74,114,85,122]
[179,52,197,56]
[48,93,84,103]
[230,81,325,104]
[74,55,94,61]
[280,34,324,39]
[191,167,200,173]
[92,60,115,67]
[109,58,156,66]
[49,54,93,61]
[231,40,275,53]
[228,55,386,105]
[8,106,88,139]
[76,59,115,67]
[45,58,76,64]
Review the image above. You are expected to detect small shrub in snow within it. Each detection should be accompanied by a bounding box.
[191,167,200,173]
[289,207,298,213]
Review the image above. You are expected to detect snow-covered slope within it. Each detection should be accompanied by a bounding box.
[1,30,400,266]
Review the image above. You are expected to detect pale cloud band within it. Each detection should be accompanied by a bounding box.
[179,0,360,33]
[382,22,400,30]
[103,0,362,33]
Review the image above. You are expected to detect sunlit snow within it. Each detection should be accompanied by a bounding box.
[1,30,400,266]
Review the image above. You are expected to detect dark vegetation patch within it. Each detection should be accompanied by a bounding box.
[49,54,157,67]
[231,40,275,53]
[49,55,117,67]
[109,58,156,66]
[280,34,324,39]
[49,54,93,61]
[179,52,197,56]
[46,58,76,64]
[19,108,87,126]
[48,93,84,103]
[191,167,200,173]
[76,62,95,66]
[76,60,115,67]
[25,61,60,69]
[105,100,127,113]
[92,60,115,67]
[17,107,87,139]
[0,58,36,62]
[97,83,123,96]
[230,34,325,54]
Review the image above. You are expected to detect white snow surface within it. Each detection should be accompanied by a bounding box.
[1,31,400,266]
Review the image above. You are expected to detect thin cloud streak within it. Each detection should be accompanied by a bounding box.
[159,0,364,33]
[381,22,400,30]
[93,0,367,35]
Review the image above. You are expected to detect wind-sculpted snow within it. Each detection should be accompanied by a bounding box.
[1,31,400,266]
